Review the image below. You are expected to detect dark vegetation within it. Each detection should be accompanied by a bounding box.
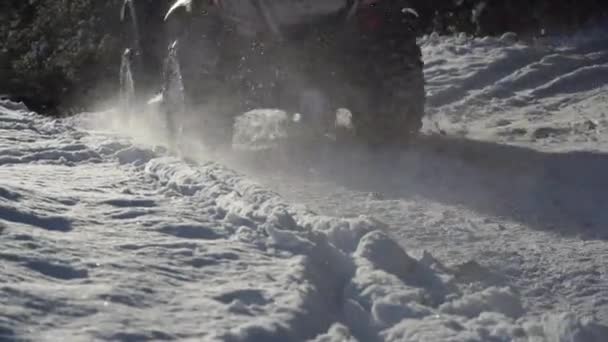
[413,0,608,37]
[1,0,607,115]
[0,0,128,114]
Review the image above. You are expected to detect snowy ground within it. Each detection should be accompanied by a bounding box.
[2,25,608,341]
[247,26,608,334]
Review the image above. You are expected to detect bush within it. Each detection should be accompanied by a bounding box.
[413,0,608,36]
[1,0,124,114]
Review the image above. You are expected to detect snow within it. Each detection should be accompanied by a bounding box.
[232,109,293,151]
[3,23,608,341]
[3,103,603,342]
[420,27,608,151]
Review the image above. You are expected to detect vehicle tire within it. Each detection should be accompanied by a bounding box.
[338,38,425,148]
[334,2,426,148]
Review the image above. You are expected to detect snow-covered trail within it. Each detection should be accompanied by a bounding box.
[1,108,605,341]
[2,25,608,341]
[6,102,604,341]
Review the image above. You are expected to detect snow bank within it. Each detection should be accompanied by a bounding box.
[420,26,608,150]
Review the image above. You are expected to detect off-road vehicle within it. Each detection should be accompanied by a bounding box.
[120,0,425,147]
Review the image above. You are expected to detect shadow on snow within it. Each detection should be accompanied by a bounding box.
[310,134,608,240]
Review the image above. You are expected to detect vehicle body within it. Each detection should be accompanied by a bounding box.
[121,0,426,147]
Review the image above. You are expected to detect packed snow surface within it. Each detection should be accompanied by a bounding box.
[2,25,608,341]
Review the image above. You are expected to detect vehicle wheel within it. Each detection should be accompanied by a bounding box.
[342,48,425,147]
[337,2,426,148]
[345,36,425,146]
[358,63,425,147]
